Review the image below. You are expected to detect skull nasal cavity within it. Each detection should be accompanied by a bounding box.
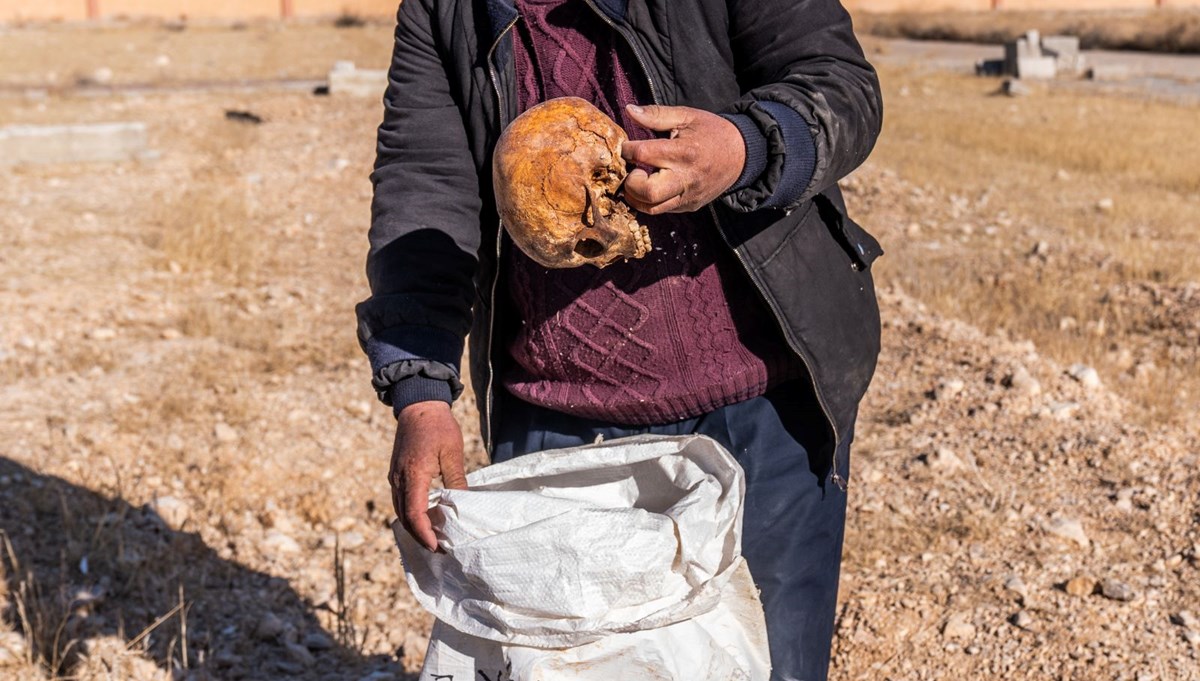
[574,238,606,258]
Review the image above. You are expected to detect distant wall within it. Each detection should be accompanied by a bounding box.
[1,0,400,23]
[5,0,1199,22]
[846,0,1200,10]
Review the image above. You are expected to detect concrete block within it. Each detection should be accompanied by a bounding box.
[1042,35,1086,75]
[1004,37,1042,76]
[0,122,148,166]
[327,62,388,97]
[1016,56,1058,80]
[1041,35,1080,59]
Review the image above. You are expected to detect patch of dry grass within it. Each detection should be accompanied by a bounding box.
[148,120,262,283]
[859,8,1200,54]
[0,22,393,88]
[862,64,1200,424]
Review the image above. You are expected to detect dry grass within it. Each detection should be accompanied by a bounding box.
[861,64,1200,424]
[0,21,393,89]
[859,8,1200,54]
[149,121,262,284]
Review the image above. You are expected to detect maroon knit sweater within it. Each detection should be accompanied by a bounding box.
[502,0,801,424]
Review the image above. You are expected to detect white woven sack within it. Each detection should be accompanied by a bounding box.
[394,433,771,681]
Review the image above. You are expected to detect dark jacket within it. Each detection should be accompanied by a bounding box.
[356,0,884,483]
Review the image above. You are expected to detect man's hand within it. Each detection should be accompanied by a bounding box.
[620,104,746,215]
[389,401,467,551]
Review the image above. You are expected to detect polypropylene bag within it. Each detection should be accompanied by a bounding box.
[393,434,771,681]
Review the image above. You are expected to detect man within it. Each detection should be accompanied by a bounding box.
[357,0,883,678]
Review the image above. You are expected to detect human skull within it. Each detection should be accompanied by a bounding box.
[493,97,651,269]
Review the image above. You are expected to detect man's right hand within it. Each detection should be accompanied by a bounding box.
[389,401,467,551]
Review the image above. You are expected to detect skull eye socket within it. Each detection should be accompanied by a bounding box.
[574,238,606,258]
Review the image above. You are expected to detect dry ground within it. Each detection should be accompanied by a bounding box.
[1,21,1198,681]
[859,8,1200,54]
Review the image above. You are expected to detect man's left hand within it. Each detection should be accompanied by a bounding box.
[620,104,746,215]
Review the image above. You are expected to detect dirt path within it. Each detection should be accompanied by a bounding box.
[867,37,1200,102]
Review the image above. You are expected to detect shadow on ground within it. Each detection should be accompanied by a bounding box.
[0,457,408,680]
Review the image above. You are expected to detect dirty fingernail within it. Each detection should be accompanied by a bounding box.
[626,104,644,114]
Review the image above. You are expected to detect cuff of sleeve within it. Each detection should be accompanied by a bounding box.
[389,375,454,416]
[755,101,817,211]
[719,113,769,194]
[720,100,818,213]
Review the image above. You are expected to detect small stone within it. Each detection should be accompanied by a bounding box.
[1046,517,1089,548]
[1007,366,1041,396]
[1176,610,1199,630]
[166,433,185,451]
[1185,629,1200,647]
[160,328,182,340]
[942,612,976,640]
[1068,364,1102,390]
[926,447,964,472]
[214,422,239,444]
[1047,401,1080,420]
[339,532,366,551]
[88,327,117,340]
[935,378,965,400]
[1001,78,1031,97]
[1100,578,1135,602]
[1165,554,1185,570]
[90,67,114,85]
[1004,575,1028,601]
[263,531,302,555]
[345,400,373,419]
[302,632,335,651]
[151,495,191,530]
[285,641,316,667]
[0,631,27,666]
[255,613,286,640]
[965,644,981,655]
[1010,610,1033,629]
[1114,488,1134,511]
[1066,576,1097,597]
[1096,197,1115,212]
[905,222,921,237]
[154,54,171,67]
[331,516,358,533]
[1055,168,1071,181]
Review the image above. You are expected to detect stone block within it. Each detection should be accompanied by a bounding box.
[327,62,389,97]
[0,122,148,166]
[1042,35,1086,75]
[1015,56,1058,80]
[1041,35,1080,59]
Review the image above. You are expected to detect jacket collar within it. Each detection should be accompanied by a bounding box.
[485,0,628,46]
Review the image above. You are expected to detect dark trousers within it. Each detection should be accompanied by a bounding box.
[491,382,850,681]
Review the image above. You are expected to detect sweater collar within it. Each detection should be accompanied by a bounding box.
[485,0,628,46]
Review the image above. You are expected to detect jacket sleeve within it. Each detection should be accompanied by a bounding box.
[354,0,482,413]
[719,0,882,213]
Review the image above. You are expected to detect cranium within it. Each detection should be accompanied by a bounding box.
[493,97,651,269]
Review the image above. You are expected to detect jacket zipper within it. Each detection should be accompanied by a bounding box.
[584,2,847,489]
[583,0,659,104]
[709,209,847,490]
[483,18,518,454]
